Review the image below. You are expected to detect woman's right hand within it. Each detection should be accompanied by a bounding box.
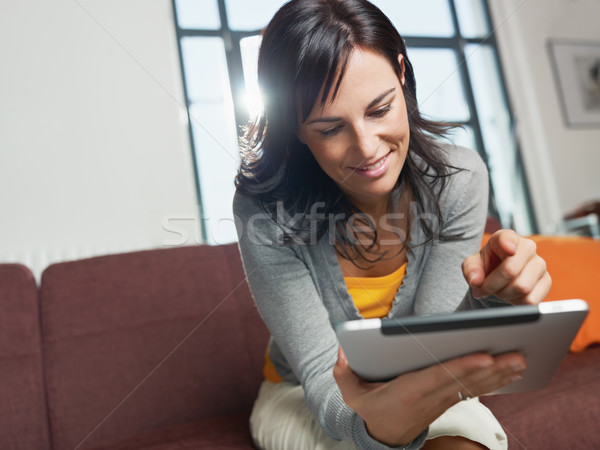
[333,347,525,447]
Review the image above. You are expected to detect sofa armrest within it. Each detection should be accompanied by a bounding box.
[0,263,50,450]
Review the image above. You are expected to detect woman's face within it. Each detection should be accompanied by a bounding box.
[297,47,410,214]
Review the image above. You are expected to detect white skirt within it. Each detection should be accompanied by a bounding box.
[250,380,507,450]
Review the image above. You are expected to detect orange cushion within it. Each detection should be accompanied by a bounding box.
[482,234,600,352]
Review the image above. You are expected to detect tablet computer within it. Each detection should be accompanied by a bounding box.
[335,299,588,394]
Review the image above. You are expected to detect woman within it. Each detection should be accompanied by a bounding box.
[233,0,551,448]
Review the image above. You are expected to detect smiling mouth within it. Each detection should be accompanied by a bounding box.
[351,151,391,171]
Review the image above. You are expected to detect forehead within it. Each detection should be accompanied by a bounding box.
[304,48,400,118]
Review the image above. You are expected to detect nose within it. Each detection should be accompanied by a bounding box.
[352,123,380,162]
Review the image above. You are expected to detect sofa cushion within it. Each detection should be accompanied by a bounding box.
[0,264,50,450]
[88,413,255,449]
[40,244,268,450]
[481,234,600,352]
[530,235,600,352]
[481,345,600,448]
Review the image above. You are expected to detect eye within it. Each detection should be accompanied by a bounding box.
[319,125,343,138]
[370,105,392,118]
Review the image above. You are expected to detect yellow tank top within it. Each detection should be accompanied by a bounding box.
[263,262,407,382]
[344,262,407,319]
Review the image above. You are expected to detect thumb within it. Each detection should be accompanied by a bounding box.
[333,347,362,402]
[462,252,486,290]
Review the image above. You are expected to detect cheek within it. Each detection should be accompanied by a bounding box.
[390,95,409,128]
[307,145,348,182]
[389,108,410,144]
[307,140,344,167]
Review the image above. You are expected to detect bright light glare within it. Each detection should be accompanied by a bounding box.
[240,35,264,120]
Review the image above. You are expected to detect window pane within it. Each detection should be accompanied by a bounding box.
[370,0,454,37]
[226,0,285,30]
[240,35,263,122]
[465,44,533,233]
[175,0,220,30]
[455,0,490,38]
[408,48,470,122]
[181,37,229,103]
[190,103,240,245]
[444,125,476,150]
[181,37,239,244]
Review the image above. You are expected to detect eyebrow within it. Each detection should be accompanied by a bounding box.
[305,87,396,125]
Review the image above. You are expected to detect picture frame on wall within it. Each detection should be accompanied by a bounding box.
[548,40,600,127]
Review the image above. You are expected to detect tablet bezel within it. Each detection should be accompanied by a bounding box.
[335,299,588,394]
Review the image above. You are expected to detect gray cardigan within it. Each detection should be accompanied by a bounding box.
[233,145,508,450]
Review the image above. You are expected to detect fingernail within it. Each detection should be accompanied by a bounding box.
[480,357,494,368]
[467,272,477,284]
[510,362,526,372]
[511,373,523,382]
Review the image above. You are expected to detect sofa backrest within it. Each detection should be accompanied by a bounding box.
[39,244,269,449]
[0,264,50,450]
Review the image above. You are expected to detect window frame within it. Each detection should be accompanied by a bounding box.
[172,0,537,239]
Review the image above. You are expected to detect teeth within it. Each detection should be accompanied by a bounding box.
[359,156,386,171]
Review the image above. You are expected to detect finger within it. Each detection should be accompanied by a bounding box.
[527,271,552,304]
[485,230,519,260]
[458,353,526,397]
[507,271,552,305]
[438,353,527,401]
[420,352,495,390]
[462,231,518,288]
[479,239,538,296]
[494,255,548,303]
[396,353,492,410]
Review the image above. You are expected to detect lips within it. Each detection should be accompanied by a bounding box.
[350,152,391,178]
[356,156,388,171]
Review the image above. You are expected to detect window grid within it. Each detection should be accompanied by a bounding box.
[173,0,537,239]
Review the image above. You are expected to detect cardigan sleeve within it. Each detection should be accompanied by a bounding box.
[411,146,511,315]
[233,191,428,450]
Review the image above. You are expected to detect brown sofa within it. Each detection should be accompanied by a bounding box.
[1,242,599,449]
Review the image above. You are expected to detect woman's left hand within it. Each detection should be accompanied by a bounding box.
[462,229,552,305]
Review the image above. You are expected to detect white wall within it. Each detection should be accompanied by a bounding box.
[489,0,600,233]
[0,0,199,279]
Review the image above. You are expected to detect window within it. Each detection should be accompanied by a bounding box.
[173,0,536,244]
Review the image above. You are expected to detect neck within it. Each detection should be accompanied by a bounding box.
[349,195,391,222]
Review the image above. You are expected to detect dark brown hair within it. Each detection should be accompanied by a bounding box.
[236,0,460,264]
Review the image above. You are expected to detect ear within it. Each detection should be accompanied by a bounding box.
[398,54,406,86]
